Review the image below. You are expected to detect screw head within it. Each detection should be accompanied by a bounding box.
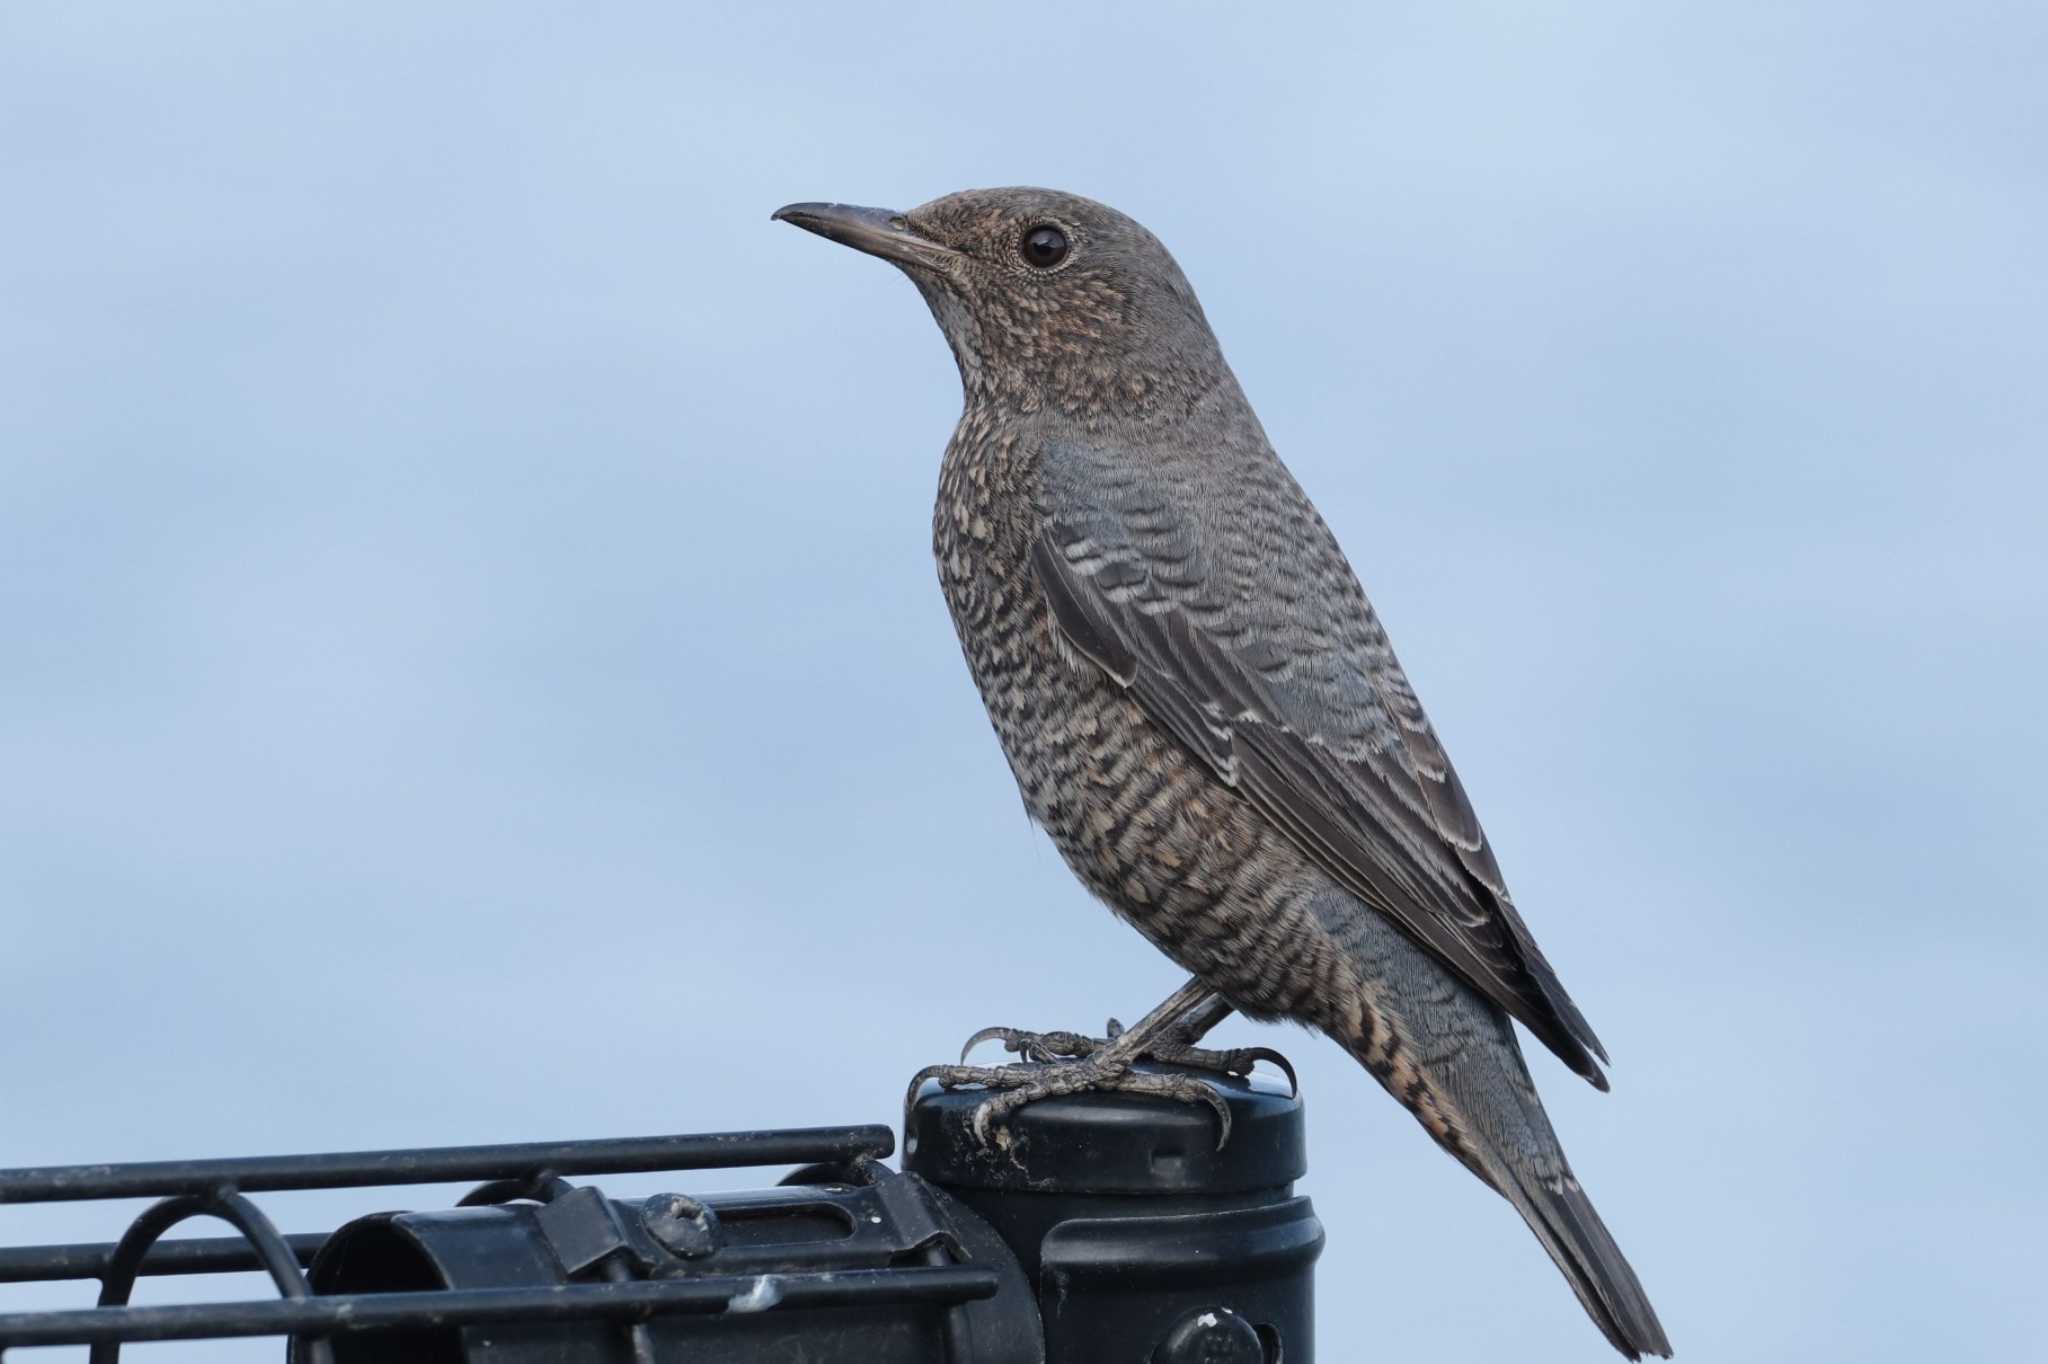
[641,1192,719,1258]
[1153,1306,1266,1364]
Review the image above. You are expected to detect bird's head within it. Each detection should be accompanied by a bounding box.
[774,187,1229,421]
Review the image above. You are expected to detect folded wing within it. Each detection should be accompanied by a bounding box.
[1033,441,1609,1085]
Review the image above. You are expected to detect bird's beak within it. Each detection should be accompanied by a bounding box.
[771,202,960,273]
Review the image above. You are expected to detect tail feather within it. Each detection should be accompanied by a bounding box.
[1316,893,1671,1357]
[1498,1165,1673,1360]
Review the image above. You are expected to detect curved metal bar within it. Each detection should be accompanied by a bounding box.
[91,1189,331,1364]
[456,1171,574,1207]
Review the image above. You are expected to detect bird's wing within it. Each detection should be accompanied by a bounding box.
[1034,440,1610,1085]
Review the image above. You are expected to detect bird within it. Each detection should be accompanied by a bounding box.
[773,188,1672,1360]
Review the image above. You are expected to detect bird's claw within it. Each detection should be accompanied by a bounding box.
[909,1057,1234,1151]
[959,1022,1295,1096]
[1162,1041,1296,1098]
[959,1025,1105,1065]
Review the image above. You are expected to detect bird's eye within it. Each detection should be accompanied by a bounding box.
[1020,224,1069,269]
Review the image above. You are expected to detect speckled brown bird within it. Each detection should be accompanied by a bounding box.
[774,188,1671,1359]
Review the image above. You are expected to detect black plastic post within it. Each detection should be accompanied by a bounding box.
[904,1065,1324,1364]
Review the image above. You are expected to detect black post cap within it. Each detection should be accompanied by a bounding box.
[904,1064,1304,1196]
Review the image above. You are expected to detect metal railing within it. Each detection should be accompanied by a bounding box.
[0,1125,1012,1361]
[0,1068,1317,1362]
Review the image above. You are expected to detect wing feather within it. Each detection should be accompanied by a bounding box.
[1032,447,1609,1084]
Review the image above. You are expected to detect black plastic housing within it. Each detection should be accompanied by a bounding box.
[294,1174,1040,1364]
[905,1065,1323,1364]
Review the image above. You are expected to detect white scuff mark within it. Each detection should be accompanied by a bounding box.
[726,1274,783,1314]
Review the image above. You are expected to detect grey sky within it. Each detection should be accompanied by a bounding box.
[2,3,2042,1360]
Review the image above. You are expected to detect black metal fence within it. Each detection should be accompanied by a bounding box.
[0,1067,1319,1362]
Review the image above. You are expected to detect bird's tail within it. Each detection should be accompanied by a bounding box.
[1322,908,1671,1356]
[1493,1154,1673,1359]
[1347,1006,1673,1357]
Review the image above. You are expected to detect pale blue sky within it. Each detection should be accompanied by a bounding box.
[2,4,2043,1360]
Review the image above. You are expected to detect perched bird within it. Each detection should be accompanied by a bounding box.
[774,188,1671,1360]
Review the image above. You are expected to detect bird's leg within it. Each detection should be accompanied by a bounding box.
[910,978,1288,1149]
[965,991,1227,1063]
[1100,991,1297,1095]
[962,986,1293,1092]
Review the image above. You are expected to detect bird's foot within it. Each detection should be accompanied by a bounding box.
[909,979,1272,1151]
[959,1019,1296,1096]
[906,1055,1235,1149]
